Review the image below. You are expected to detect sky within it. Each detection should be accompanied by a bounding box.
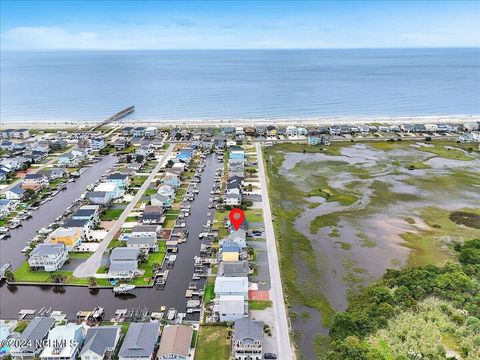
[1,0,479,50]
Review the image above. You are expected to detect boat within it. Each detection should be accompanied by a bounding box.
[113,284,136,294]
[160,305,166,312]
[167,308,177,321]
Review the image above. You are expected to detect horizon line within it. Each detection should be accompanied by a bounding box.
[2,46,479,52]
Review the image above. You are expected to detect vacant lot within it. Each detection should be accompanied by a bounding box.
[194,326,230,360]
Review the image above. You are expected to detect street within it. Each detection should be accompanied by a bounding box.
[256,142,294,360]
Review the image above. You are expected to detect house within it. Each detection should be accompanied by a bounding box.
[0,199,18,217]
[13,128,30,139]
[95,182,121,199]
[151,193,173,208]
[221,240,241,262]
[401,123,414,132]
[108,248,139,280]
[40,323,86,360]
[126,235,158,253]
[118,322,160,360]
[142,206,164,225]
[38,167,66,180]
[232,318,264,360]
[80,326,121,360]
[162,174,180,188]
[122,127,134,137]
[226,229,247,248]
[214,138,226,150]
[286,126,298,137]
[156,325,192,360]
[22,173,48,190]
[307,131,330,146]
[62,219,90,240]
[266,126,277,137]
[157,185,175,201]
[90,137,106,151]
[358,124,370,134]
[215,276,248,300]
[145,127,158,138]
[28,244,69,271]
[221,127,236,136]
[425,124,438,132]
[131,224,160,238]
[215,295,248,322]
[10,317,55,359]
[88,191,112,206]
[224,193,241,206]
[463,121,480,131]
[171,162,186,175]
[72,205,100,227]
[218,261,250,277]
[297,127,308,136]
[0,320,10,345]
[0,171,6,182]
[115,139,129,150]
[46,227,82,251]
[133,127,146,138]
[329,125,341,136]
[413,123,427,132]
[50,139,68,150]
[5,184,25,200]
[106,173,130,189]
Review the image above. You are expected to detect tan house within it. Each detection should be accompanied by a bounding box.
[156,325,193,360]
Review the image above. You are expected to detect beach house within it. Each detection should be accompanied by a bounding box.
[80,326,121,360]
[10,317,55,359]
[40,323,86,360]
[46,227,83,251]
[232,318,264,360]
[156,325,193,360]
[118,322,160,360]
[28,244,69,271]
[215,276,249,300]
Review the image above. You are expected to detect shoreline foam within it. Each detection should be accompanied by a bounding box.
[1,114,479,129]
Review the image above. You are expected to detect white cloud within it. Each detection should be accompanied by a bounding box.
[2,27,100,49]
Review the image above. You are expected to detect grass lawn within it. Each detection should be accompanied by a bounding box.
[68,252,92,259]
[194,326,230,360]
[133,242,167,285]
[249,300,273,310]
[244,209,264,223]
[108,239,125,249]
[203,276,215,304]
[174,187,187,202]
[131,176,148,187]
[13,262,52,282]
[163,218,176,229]
[144,187,157,196]
[100,208,124,221]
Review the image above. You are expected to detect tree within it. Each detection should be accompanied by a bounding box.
[175,133,182,141]
[88,277,97,287]
[4,270,14,282]
[51,272,65,283]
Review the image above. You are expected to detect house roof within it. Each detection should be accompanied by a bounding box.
[132,225,159,233]
[119,322,160,358]
[73,208,97,217]
[18,317,54,348]
[157,325,192,358]
[80,326,120,357]
[234,318,264,342]
[221,240,241,253]
[30,243,65,257]
[144,205,163,214]
[24,173,45,180]
[219,261,249,277]
[88,191,108,198]
[63,219,89,228]
[107,173,128,180]
[8,184,25,195]
[215,276,248,294]
[218,295,245,314]
[126,235,156,246]
[108,261,137,273]
[110,247,139,262]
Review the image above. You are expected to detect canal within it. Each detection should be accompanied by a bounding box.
[0,153,218,320]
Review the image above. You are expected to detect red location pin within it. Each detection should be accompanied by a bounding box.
[229,208,245,231]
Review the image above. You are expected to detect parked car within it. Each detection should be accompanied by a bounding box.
[264,354,277,359]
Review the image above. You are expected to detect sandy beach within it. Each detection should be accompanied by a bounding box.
[2,114,479,130]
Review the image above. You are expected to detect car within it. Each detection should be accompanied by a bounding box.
[264,354,277,359]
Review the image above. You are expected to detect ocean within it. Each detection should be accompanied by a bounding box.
[1,48,479,123]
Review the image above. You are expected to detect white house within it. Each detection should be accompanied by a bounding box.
[4,184,25,200]
[215,295,248,322]
[214,276,248,300]
[10,317,55,359]
[28,244,69,272]
[40,323,86,360]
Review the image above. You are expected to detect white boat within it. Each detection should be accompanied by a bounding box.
[167,308,177,321]
[113,284,136,294]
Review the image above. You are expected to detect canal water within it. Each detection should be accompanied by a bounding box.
[0,153,218,320]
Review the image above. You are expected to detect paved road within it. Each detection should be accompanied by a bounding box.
[256,142,294,360]
[73,144,174,277]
